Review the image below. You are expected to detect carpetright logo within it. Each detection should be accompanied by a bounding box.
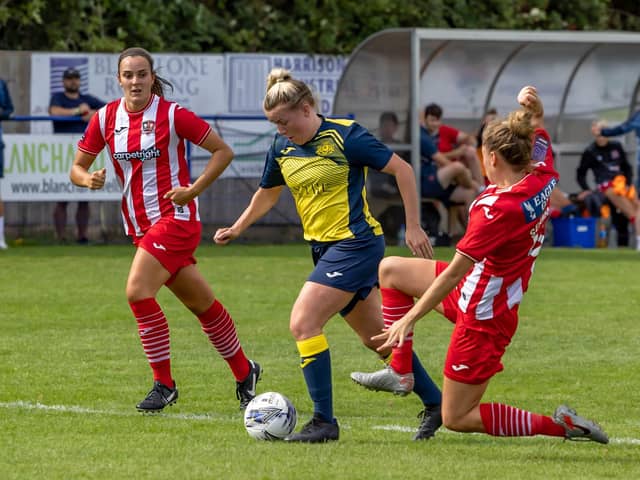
[113,146,161,162]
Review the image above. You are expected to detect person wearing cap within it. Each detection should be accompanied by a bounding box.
[49,67,105,244]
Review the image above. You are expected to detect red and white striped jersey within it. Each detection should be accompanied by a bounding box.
[78,94,211,237]
[454,128,559,338]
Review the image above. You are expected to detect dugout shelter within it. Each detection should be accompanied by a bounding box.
[333,28,640,194]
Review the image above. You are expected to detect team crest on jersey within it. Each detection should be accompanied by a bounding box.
[520,177,557,222]
[142,120,156,134]
[316,141,335,156]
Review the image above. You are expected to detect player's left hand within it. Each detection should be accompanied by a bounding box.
[405,223,433,259]
[164,186,195,206]
[372,315,416,351]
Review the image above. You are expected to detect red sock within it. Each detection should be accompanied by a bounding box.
[198,300,250,381]
[381,288,414,375]
[129,298,173,387]
[479,403,565,437]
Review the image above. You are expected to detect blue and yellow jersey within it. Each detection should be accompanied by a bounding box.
[260,117,391,242]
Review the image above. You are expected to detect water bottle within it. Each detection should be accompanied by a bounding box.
[596,220,607,248]
[397,224,406,247]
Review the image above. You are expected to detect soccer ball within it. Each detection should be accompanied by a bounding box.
[244,391,297,440]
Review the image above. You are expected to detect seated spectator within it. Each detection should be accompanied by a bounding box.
[420,123,476,237]
[367,111,406,243]
[423,103,484,188]
[476,108,498,185]
[578,121,639,250]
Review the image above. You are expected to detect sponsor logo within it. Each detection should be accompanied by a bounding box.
[451,364,470,372]
[280,147,296,155]
[520,177,557,222]
[115,126,128,135]
[152,242,167,251]
[325,271,343,278]
[142,120,156,134]
[113,146,161,162]
[482,206,494,219]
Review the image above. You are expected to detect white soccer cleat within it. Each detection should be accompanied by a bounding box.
[350,366,414,396]
[553,405,609,444]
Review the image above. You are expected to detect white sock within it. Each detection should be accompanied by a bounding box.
[636,235,640,251]
[0,216,5,246]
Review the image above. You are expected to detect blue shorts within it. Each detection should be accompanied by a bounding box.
[421,162,456,206]
[308,234,385,316]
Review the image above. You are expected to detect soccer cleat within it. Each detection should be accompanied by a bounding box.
[553,405,609,444]
[136,380,178,412]
[236,359,262,411]
[350,366,414,396]
[284,414,339,443]
[413,404,443,440]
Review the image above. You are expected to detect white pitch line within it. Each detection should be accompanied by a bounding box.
[2,402,638,446]
[0,400,236,423]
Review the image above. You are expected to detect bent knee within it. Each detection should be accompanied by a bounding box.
[379,256,404,286]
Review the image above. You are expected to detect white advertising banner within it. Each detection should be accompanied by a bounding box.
[6,52,346,201]
[219,53,346,177]
[1,134,121,201]
[30,52,226,133]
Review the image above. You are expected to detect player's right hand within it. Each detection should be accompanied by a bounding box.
[88,168,106,190]
[213,227,237,245]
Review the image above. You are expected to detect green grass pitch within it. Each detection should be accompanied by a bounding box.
[1,244,638,479]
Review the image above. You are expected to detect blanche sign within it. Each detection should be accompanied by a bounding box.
[1,134,121,201]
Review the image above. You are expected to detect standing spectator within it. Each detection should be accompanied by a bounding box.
[0,78,14,249]
[578,121,639,250]
[70,47,261,412]
[49,67,105,244]
[595,109,640,194]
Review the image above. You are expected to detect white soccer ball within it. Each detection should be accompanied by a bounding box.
[244,391,297,440]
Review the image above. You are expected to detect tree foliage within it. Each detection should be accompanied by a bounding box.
[0,0,637,54]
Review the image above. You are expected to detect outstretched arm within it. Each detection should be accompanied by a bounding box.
[213,186,284,244]
[599,111,640,137]
[374,252,473,349]
[381,153,433,258]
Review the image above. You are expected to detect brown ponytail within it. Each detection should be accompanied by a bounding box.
[482,109,534,171]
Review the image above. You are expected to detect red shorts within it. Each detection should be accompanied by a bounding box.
[135,217,202,284]
[435,260,513,385]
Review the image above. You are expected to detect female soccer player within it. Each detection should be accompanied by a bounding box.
[70,47,260,413]
[214,68,443,443]
[353,86,609,444]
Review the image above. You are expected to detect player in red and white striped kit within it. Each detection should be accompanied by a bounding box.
[70,47,260,412]
[353,87,608,444]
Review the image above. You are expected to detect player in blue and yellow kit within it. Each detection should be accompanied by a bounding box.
[214,68,442,442]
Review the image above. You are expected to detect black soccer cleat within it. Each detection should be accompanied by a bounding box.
[414,404,443,441]
[284,414,339,443]
[136,380,178,412]
[236,359,262,411]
